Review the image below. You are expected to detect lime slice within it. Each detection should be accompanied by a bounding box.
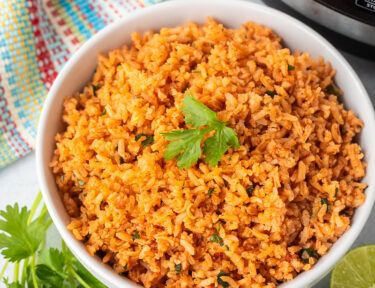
[331,245,375,288]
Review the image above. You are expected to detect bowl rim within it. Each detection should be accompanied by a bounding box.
[36,0,375,287]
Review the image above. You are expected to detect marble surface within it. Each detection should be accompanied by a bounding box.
[0,1,374,287]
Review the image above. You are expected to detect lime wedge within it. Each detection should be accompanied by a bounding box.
[331,245,375,288]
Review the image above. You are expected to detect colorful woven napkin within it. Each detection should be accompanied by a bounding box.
[0,0,162,169]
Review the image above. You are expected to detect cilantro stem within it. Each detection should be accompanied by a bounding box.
[30,254,39,288]
[71,268,91,288]
[38,205,48,223]
[0,259,9,280]
[67,271,76,287]
[40,238,46,254]
[21,257,30,286]
[27,191,43,225]
[40,205,51,251]
[43,218,53,231]
[14,261,19,282]
[62,240,76,287]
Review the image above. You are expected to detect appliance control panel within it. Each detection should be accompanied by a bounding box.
[355,0,375,13]
[315,0,375,26]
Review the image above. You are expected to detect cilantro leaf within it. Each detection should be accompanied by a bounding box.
[135,134,154,147]
[325,84,340,96]
[246,185,254,197]
[0,204,45,261]
[35,264,66,286]
[3,279,22,288]
[0,195,107,288]
[203,123,239,166]
[163,95,239,168]
[340,210,350,216]
[299,248,320,263]
[181,94,217,128]
[217,271,230,288]
[265,91,276,97]
[163,128,211,169]
[132,231,140,241]
[92,84,101,94]
[209,233,224,246]
[320,197,330,213]
[175,263,182,274]
[38,248,66,275]
[68,250,107,288]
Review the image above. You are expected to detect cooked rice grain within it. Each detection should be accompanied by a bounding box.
[50,18,367,288]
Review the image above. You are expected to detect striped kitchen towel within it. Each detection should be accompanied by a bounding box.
[0,0,162,169]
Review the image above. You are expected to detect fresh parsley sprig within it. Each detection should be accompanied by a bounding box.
[0,192,107,288]
[162,95,239,168]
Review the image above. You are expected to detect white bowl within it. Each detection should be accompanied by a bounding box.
[36,0,375,287]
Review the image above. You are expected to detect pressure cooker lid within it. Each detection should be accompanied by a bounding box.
[315,0,375,27]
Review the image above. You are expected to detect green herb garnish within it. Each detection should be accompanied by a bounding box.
[299,248,320,264]
[334,188,338,198]
[124,263,128,271]
[132,231,140,241]
[209,233,224,247]
[92,84,101,94]
[320,197,330,213]
[217,271,230,288]
[208,188,215,197]
[175,263,182,274]
[100,109,106,116]
[246,185,254,197]
[78,180,85,186]
[0,192,106,288]
[288,64,295,71]
[135,134,154,147]
[265,91,276,97]
[339,210,350,216]
[162,95,239,168]
[0,204,45,262]
[325,84,340,97]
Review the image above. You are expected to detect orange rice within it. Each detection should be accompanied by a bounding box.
[50,18,367,288]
